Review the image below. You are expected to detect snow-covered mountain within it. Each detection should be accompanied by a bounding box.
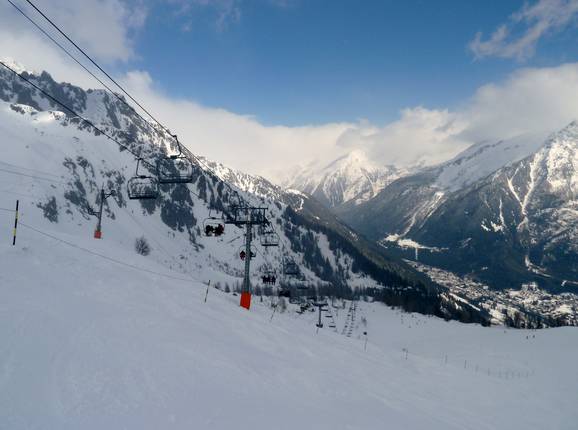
[198,155,284,201]
[0,61,490,323]
[338,124,578,294]
[284,150,407,208]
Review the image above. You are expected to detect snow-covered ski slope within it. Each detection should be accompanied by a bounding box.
[0,220,576,429]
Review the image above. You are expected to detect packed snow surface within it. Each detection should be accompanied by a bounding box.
[0,218,577,429]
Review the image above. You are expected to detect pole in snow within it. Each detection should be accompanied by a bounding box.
[314,302,325,328]
[12,200,19,246]
[204,280,211,303]
[93,187,115,239]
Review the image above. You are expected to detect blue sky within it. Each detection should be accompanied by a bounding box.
[131,0,578,126]
[4,0,578,179]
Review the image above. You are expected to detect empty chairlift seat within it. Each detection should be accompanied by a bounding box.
[226,206,267,226]
[157,135,194,184]
[283,259,300,276]
[127,158,159,200]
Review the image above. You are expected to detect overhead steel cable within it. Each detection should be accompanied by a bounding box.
[6,0,175,157]
[22,0,169,137]
[0,188,44,200]
[6,0,128,108]
[0,159,63,178]
[19,222,192,282]
[0,60,156,170]
[16,0,246,205]
[0,166,68,185]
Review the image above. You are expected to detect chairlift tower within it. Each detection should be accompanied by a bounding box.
[242,218,253,309]
[92,186,115,239]
[314,301,327,329]
[225,205,268,310]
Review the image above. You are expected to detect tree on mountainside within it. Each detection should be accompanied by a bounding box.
[135,236,151,256]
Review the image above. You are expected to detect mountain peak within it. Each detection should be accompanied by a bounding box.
[546,120,578,145]
[324,149,371,169]
[285,150,407,208]
[0,57,34,75]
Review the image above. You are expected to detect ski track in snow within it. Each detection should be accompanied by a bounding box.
[1,227,577,429]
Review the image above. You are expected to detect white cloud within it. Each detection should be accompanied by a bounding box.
[462,62,578,141]
[0,0,146,86]
[166,0,292,31]
[121,70,353,180]
[3,0,578,186]
[167,0,242,31]
[120,62,578,183]
[333,108,469,168]
[469,0,578,60]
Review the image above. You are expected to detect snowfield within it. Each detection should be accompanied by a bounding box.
[0,217,577,429]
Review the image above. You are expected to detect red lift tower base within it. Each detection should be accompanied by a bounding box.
[94,230,102,239]
[240,292,251,310]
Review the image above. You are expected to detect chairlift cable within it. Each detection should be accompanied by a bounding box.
[7,1,277,289]
[13,0,249,212]
[22,0,170,142]
[19,0,242,201]
[0,166,68,185]
[19,222,193,282]
[0,159,63,179]
[6,0,132,115]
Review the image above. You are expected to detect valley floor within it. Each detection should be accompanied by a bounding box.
[0,227,577,429]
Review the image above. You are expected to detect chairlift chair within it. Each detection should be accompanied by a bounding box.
[261,265,277,285]
[261,274,277,285]
[127,158,159,200]
[282,259,300,276]
[203,210,225,237]
[204,218,225,237]
[224,191,245,223]
[260,229,280,247]
[278,288,291,298]
[226,206,267,227]
[238,245,256,261]
[157,135,194,184]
